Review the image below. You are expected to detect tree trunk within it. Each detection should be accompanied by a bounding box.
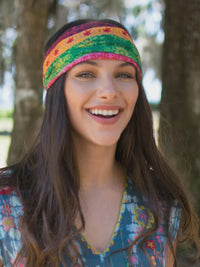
[159,0,200,209]
[7,0,51,165]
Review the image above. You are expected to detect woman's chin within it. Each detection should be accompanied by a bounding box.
[89,136,120,147]
[72,130,121,148]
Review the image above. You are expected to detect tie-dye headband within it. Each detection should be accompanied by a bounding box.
[43,21,142,90]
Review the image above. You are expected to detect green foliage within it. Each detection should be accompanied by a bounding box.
[147,2,153,12]
[132,5,142,17]
[0,109,13,119]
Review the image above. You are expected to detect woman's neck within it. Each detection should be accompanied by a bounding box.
[72,137,124,191]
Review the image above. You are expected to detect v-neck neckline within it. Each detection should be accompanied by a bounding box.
[76,178,128,255]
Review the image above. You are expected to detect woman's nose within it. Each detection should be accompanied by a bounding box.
[96,75,117,101]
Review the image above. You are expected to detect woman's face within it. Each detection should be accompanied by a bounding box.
[64,59,139,147]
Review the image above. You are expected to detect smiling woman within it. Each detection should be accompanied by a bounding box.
[64,59,138,147]
[0,19,199,267]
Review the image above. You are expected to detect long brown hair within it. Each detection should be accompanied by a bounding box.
[0,19,199,267]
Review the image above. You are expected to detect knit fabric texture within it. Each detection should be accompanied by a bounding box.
[43,21,142,90]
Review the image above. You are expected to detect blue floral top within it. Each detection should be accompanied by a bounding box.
[0,178,181,267]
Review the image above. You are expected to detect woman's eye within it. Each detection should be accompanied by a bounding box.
[76,72,95,78]
[116,73,133,79]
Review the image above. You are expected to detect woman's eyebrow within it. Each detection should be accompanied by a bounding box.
[117,62,135,68]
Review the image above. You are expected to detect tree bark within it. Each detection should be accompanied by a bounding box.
[159,0,200,209]
[7,0,51,165]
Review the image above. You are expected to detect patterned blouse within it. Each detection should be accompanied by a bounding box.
[0,177,181,267]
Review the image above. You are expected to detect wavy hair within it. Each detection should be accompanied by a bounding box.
[0,19,199,267]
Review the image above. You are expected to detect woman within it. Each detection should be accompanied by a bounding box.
[0,19,199,267]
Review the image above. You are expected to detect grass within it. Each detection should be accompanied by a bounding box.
[0,118,13,132]
[0,109,13,119]
[0,118,12,167]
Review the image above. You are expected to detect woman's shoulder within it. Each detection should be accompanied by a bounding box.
[0,185,21,202]
[0,168,24,235]
[0,185,23,227]
[0,186,23,266]
[0,168,20,202]
[0,186,14,196]
[125,176,182,240]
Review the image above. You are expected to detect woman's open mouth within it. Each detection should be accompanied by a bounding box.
[87,107,122,125]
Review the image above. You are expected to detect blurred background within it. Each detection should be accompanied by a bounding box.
[0,0,200,265]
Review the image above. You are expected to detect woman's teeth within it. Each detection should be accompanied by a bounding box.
[89,109,119,116]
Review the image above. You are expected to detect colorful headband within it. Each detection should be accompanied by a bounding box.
[43,21,142,90]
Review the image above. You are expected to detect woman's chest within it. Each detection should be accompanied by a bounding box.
[76,189,123,253]
[72,182,171,267]
[72,200,169,267]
